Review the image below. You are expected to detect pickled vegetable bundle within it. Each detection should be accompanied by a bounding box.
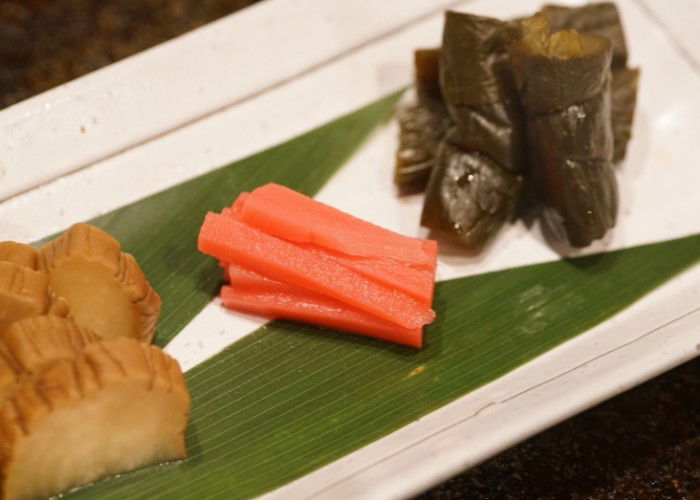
[0,226,190,500]
[198,184,438,348]
[396,1,639,249]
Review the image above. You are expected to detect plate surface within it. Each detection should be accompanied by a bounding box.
[1,0,699,498]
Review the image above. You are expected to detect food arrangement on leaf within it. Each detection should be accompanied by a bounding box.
[0,2,643,498]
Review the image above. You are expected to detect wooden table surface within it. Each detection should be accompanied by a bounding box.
[2,1,697,497]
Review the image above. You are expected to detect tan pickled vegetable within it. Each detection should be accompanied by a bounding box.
[0,262,70,334]
[0,315,98,404]
[38,223,161,343]
[0,243,38,270]
[0,225,189,499]
[0,337,190,500]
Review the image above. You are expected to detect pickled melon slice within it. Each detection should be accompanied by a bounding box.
[38,224,161,343]
[0,337,190,500]
[0,243,37,270]
[0,263,51,334]
[0,316,98,404]
[0,347,16,409]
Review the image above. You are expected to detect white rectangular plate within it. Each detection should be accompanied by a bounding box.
[1,0,698,498]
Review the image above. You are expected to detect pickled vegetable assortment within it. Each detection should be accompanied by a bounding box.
[198,184,438,348]
[398,1,639,250]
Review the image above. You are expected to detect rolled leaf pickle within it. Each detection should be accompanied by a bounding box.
[422,130,522,254]
[542,2,628,68]
[540,3,639,162]
[421,12,526,252]
[439,12,527,173]
[414,48,441,99]
[512,15,617,247]
[611,67,640,162]
[395,49,451,189]
[395,102,450,188]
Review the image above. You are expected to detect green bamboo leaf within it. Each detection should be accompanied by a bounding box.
[69,232,700,499]
[35,91,402,346]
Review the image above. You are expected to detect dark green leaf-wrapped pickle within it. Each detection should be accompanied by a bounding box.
[540,2,639,162]
[511,14,617,247]
[395,49,451,189]
[438,12,527,172]
[421,130,522,252]
[541,2,628,68]
[421,12,526,253]
[610,67,640,162]
[413,48,441,98]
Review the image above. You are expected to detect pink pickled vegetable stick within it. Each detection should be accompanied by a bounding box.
[198,213,435,329]
[238,183,433,267]
[220,286,423,348]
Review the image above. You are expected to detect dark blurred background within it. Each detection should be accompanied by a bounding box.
[2,1,698,498]
[0,0,256,108]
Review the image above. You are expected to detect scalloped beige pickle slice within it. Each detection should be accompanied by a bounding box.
[0,316,99,404]
[0,337,190,500]
[0,243,38,270]
[38,223,161,343]
[0,262,52,334]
